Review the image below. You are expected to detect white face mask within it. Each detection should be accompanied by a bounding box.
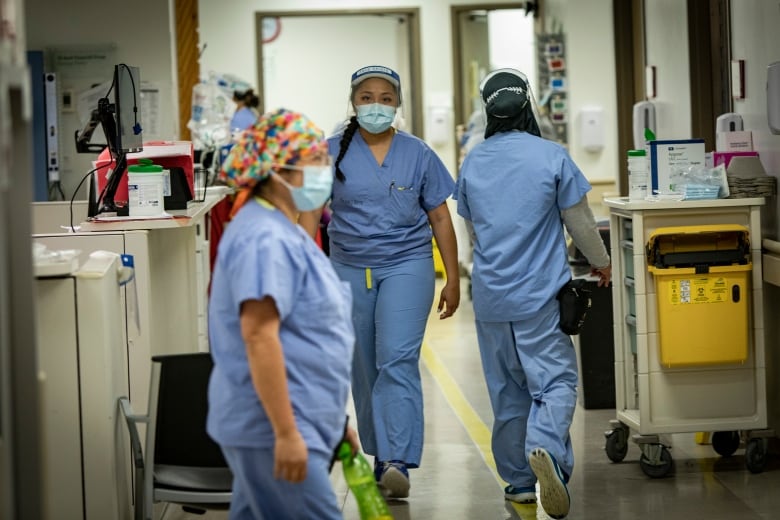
[275,164,334,211]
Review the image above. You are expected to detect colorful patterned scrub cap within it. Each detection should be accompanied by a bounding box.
[219,108,327,190]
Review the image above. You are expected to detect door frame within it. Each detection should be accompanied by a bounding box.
[450,2,531,147]
[254,9,422,136]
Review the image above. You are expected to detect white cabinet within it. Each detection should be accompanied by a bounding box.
[603,196,772,476]
[35,255,132,519]
[33,190,226,418]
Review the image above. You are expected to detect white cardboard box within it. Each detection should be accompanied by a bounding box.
[649,139,706,194]
[716,130,753,152]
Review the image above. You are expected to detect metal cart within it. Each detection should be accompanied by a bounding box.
[602,197,774,478]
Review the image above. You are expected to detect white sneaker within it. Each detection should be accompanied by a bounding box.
[504,484,537,504]
[529,447,570,519]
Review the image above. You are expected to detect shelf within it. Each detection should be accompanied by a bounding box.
[603,196,765,211]
[79,188,229,232]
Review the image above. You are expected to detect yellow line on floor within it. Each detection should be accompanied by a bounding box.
[420,343,537,518]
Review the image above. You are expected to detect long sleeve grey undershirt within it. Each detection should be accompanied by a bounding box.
[561,196,610,269]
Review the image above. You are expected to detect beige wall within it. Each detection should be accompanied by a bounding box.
[198,0,618,182]
[24,0,178,199]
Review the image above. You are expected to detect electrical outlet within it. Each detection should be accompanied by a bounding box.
[61,89,75,113]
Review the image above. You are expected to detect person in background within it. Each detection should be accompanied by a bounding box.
[327,65,460,499]
[230,88,261,132]
[455,68,611,520]
[207,108,358,519]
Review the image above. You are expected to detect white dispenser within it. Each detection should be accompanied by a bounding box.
[768,62,780,135]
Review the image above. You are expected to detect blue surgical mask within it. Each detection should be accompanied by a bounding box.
[276,164,334,212]
[356,103,396,134]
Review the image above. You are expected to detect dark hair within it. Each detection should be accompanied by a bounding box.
[334,116,360,182]
[234,89,260,108]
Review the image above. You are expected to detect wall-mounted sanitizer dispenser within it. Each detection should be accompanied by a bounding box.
[633,100,656,149]
[768,62,780,135]
[716,112,744,133]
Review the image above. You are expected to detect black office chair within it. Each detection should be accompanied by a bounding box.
[119,352,233,520]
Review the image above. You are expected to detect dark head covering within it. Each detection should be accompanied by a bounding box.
[480,68,541,139]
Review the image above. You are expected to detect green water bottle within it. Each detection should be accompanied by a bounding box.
[338,442,393,520]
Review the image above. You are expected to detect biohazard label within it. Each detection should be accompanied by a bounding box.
[667,277,730,304]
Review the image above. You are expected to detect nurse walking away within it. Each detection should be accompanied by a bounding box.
[208,108,358,519]
[456,68,611,519]
[328,65,460,499]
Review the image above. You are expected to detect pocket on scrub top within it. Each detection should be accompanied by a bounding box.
[388,185,421,226]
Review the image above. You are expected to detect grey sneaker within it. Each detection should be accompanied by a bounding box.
[529,447,570,519]
[378,460,410,499]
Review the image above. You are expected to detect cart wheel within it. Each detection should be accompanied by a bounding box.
[639,446,674,478]
[711,431,740,457]
[605,428,629,463]
[745,438,768,474]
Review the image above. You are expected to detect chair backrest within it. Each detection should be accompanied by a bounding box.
[151,352,226,468]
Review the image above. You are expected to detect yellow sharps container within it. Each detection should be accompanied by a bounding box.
[646,224,751,368]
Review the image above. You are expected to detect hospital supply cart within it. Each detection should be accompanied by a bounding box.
[602,197,773,478]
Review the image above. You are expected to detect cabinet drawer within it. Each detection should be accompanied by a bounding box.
[625,314,637,354]
[621,240,635,279]
[624,276,636,316]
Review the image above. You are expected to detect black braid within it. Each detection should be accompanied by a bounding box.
[334,116,360,182]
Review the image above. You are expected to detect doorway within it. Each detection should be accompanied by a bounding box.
[255,10,421,137]
[450,3,538,167]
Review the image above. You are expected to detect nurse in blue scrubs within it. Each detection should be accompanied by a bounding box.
[208,108,358,519]
[230,88,260,132]
[456,69,611,519]
[327,65,461,499]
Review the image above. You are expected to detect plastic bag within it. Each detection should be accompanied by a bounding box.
[669,163,729,200]
[187,71,242,149]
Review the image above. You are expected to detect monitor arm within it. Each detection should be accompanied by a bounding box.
[74,97,116,155]
[74,97,129,215]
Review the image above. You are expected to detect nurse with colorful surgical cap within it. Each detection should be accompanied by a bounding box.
[327,65,460,499]
[456,69,611,519]
[207,108,358,519]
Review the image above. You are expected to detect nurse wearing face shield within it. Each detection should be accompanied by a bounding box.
[455,69,611,519]
[327,65,460,500]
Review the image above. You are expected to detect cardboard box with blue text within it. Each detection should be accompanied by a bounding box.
[649,139,706,194]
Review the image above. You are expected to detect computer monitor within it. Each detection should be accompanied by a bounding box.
[96,64,143,215]
[114,64,142,154]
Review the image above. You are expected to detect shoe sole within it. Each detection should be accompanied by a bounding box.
[529,448,570,519]
[380,466,410,499]
[504,490,536,504]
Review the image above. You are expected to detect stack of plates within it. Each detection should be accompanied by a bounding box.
[726,175,777,198]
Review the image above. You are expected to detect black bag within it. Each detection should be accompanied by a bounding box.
[556,278,592,335]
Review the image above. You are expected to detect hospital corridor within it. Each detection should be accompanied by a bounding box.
[150,280,780,520]
[6,1,780,519]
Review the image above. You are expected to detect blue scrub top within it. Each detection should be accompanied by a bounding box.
[230,107,258,132]
[456,131,591,322]
[327,130,455,268]
[207,199,354,456]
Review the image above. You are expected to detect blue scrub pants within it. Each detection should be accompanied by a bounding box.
[221,446,341,520]
[475,298,578,488]
[332,258,434,467]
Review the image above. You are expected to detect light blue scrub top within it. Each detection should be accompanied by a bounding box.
[207,199,354,456]
[230,107,258,132]
[456,131,591,322]
[327,130,455,268]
